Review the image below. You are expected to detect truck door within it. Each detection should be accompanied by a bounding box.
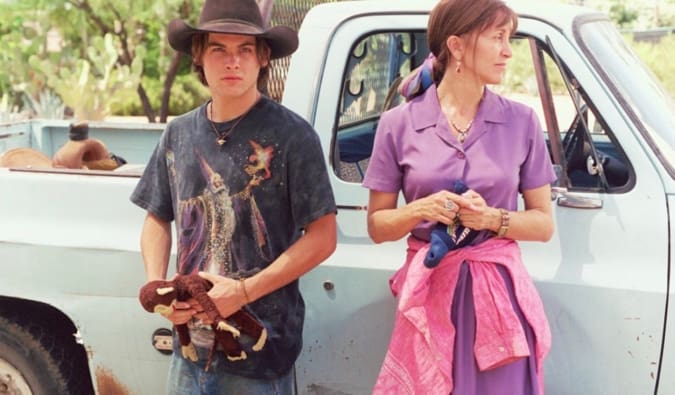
[500,17,669,394]
[291,12,430,394]
[290,9,669,395]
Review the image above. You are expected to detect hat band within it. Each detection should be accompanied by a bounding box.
[199,18,265,34]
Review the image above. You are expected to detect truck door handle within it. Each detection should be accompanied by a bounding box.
[557,195,603,209]
[552,187,603,209]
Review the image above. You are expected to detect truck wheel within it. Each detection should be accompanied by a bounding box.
[0,316,68,395]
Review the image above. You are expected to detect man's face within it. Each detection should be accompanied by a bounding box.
[201,33,268,100]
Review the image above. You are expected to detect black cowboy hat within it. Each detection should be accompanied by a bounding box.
[167,0,298,59]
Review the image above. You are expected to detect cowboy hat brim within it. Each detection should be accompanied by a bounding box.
[168,19,298,59]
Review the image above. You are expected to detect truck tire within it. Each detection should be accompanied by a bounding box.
[0,316,69,395]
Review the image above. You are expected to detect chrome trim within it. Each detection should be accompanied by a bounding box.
[336,205,368,211]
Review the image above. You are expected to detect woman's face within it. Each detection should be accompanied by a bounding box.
[463,21,513,85]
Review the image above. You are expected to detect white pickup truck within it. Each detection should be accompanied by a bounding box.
[1,0,674,394]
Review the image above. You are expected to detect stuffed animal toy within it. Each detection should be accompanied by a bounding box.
[138,274,267,371]
[424,180,483,268]
[52,137,123,170]
[0,148,53,168]
[53,123,126,170]
[0,122,126,171]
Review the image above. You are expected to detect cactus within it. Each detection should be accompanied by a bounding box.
[22,90,66,120]
[0,93,25,123]
[29,33,143,121]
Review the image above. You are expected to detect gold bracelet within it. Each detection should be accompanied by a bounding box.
[239,278,250,304]
[497,208,510,237]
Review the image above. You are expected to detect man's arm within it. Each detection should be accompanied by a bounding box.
[200,212,337,318]
[140,212,197,324]
[140,212,172,281]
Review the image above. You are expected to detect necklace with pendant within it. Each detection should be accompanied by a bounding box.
[439,90,479,143]
[207,96,260,146]
[450,118,473,143]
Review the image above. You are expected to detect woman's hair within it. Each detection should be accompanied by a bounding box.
[427,0,517,83]
[190,33,271,91]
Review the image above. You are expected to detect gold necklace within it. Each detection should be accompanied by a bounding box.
[207,97,260,146]
[450,118,473,143]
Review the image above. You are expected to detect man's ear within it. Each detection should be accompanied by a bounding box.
[257,39,272,68]
[260,49,271,68]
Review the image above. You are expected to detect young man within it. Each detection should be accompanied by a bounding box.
[130,0,337,393]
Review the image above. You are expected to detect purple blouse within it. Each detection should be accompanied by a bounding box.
[362,85,556,241]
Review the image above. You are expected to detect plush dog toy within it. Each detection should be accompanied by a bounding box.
[424,180,483,268]
[138,274,267,371]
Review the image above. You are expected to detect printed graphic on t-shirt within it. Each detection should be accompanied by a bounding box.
[169,140,275,277]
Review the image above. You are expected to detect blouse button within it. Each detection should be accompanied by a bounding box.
[457,152,466,159]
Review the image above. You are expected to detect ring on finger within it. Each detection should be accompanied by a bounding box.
[445,200,456,210]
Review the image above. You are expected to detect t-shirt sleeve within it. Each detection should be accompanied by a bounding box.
[362,110,403,193]
[519,109,558,192]
[130,130,175,222]
[286,123,336,229]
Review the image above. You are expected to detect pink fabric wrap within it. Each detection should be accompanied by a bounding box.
[374,237,551,395]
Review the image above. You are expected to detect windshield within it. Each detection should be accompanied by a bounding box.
[576,17,675,178]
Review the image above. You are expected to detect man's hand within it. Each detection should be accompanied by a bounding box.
[161,300,196,325]
[198,272,247,319]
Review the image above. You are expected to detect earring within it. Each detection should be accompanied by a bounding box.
[455,60,462,74]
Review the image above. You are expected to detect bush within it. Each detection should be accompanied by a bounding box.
[501,39,566,95]
[111,73,210,117]
[627,33,675,96]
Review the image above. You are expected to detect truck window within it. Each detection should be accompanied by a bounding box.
[334,31,427,182]
[501,36,633,192]
[333,30,632,192]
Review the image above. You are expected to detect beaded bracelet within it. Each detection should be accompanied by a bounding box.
[497,208,510,237]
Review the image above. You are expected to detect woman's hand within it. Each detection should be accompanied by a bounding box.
[367,189,477,244]
[456,189,501,231]
[410,190,474,225]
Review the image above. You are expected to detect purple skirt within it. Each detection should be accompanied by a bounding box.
[450,262,541,395]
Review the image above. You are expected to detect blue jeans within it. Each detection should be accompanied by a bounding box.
[166,349,294,395]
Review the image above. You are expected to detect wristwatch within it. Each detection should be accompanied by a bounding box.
[497,208,510,237]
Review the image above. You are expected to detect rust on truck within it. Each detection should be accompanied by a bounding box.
[95,367,131,395]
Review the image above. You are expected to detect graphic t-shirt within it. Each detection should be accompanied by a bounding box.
[131,96,336,379]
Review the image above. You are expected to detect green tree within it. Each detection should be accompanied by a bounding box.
[609,0,639,28]
[0,7,47,111]
[1,0,208,122]
[52,0,206,122]
[29,33,142,121]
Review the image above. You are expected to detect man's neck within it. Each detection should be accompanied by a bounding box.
[210,90,262,122]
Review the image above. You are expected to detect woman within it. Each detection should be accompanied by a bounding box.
[362,0,556,394]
